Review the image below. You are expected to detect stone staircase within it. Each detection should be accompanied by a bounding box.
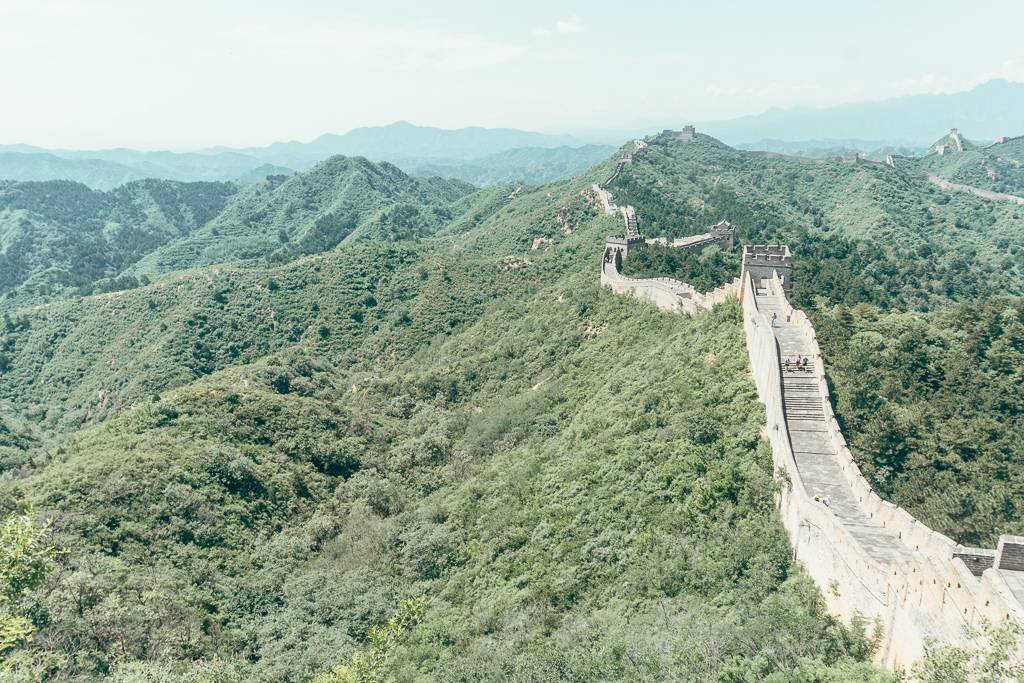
[604,235,1024,666]
[781,365,825,420]
[624,208,640,238]
[752,283,915,568]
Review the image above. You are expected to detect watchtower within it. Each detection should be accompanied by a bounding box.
[680,125,696,141]
[605,234,646,260]
[710,220,736,249]
[741,244,792,293]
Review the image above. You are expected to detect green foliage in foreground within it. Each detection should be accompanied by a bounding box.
[0,512,54,665]
[0,274,884,680]
[910,620,1024,683]
[811,298,1024,546]
[312,597,425,683]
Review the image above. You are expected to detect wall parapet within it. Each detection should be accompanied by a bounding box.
[601,246,738,315]
[744,268,1024,668]
[925,175,1024,205]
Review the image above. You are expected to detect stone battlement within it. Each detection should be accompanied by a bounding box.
[743,244,792,262]
[605,233,646,258]
[740,269,1024,669]
[741,245,793,294]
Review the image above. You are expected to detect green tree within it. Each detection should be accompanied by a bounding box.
[0,511,55,662]
[311,597,426,683]
[911,620,1024,682]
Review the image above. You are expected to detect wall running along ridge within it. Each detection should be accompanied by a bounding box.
[597,131,1024,670]
[926,176,1024,205]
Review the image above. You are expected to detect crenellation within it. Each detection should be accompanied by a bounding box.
[996,536,1024,572]
[954,548,997,577]
[741,245,793,294]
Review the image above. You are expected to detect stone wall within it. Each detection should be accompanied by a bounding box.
[601,246,738,315]
[740,245,792,293]
[927,176,1024,205]
[742,268,1024,669]
[649,220,735,252]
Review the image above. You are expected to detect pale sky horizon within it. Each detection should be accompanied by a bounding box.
[3,0,1023,150]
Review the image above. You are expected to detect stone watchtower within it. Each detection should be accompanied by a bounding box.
[680,125,696,141]
[741,245,793,295]
[710,220,736,249]
[605,234,646,260]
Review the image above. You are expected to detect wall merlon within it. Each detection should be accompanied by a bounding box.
[996,535,1024,571]
[954,548,997,577]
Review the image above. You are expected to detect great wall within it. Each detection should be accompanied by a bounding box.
[597,129,1024,670]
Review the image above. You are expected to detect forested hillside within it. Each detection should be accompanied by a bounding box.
[128,157,474,278]
[3,129,1023,680]
[613,131,1024,545]
[0,149,893,681]
[616,131,1024,310]
[0,158,477,311]
[0,179,238,308]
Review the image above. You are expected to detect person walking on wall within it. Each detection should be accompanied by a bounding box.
[771,312,777,327]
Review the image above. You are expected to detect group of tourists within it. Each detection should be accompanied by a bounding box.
[783,354,809,372]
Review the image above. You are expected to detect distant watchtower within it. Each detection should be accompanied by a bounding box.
[680,125,696,141]
[710,220,736,249]
[741,245,792,295]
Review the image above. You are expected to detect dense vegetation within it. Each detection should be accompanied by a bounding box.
[0,179,238,308]
[813,299,1024,546]
[3,127,1024,679]
[0,159,478,310]
[613,133,1024,311]
[403,144,616,187]
[0,280,886,681]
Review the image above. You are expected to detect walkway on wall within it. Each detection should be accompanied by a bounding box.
[926,176,1024,205]
[751,283,915,568]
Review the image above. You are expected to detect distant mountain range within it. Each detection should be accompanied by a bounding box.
[0,123,610,191]
[698,79,1024,149]
[2,80,1023,190]
[219,120,589,169]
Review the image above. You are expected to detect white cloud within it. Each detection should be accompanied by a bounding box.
[532,15,584,37]
[0,0,109,17]
[992,58,1024,82]
[229,22,526,72]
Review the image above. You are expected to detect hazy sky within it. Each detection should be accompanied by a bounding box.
[3,0,1023,149]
